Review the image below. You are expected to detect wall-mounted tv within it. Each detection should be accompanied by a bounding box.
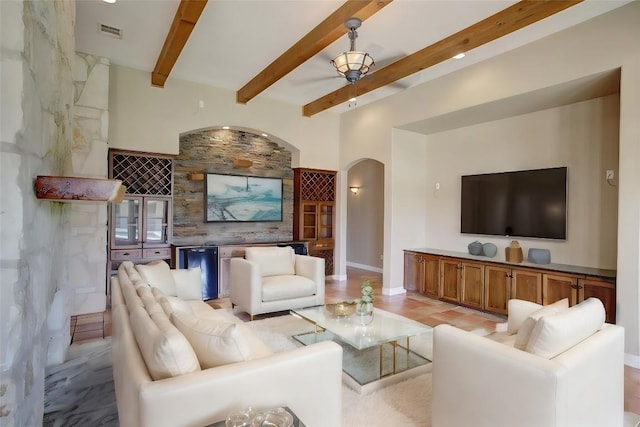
[460,167,567,240]
[205,173,282,222]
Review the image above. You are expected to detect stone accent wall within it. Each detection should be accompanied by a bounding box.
[69,52,110,315]
[173,129,293,245]
[0,1,75,424]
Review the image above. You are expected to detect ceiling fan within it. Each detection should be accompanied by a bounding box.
[331,17,375,84]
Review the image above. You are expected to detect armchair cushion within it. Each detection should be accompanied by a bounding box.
[135,260,178,296]
[245,246,295,277]
[526,297,605,358]
[514,298,568,350]
[262,275,316,302]
[507,299,543,335]
[170,267,202,300]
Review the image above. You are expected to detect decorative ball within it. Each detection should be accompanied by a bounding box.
[468,241,483,255]
[482,243,497,258]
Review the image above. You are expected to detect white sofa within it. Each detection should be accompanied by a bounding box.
[230,246,325,320]
[432,298,625,427]
[111,261,342,427]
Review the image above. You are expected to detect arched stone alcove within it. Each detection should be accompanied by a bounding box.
[173,126,297,245]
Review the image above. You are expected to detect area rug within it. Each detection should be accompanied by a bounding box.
[42,314,434,426]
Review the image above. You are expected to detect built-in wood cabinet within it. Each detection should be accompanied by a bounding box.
[439,259,484,309]
[404,252,439,298]
[108,150,174,296]
[403,249,617,322]
[293,168,336,276]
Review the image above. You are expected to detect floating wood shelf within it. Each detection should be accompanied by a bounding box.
[34,176,125,202]
[187,173,204,181]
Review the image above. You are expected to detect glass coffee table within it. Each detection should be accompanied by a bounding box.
[291,306,432,392]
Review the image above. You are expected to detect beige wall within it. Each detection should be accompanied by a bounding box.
[346,159,384,270]
[339,2,640,364]
[423,95,619,268]
[108,65,340,170]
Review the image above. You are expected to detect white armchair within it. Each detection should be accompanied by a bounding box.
[230,246,325,320]
[432,298,625,427]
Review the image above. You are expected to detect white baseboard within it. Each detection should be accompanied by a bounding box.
[330,274,347,281]
[382,287,407,296]
[346,261,383,273]
[625,353,640,369]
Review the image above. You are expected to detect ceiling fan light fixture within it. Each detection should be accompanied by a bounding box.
[331,17,374,84]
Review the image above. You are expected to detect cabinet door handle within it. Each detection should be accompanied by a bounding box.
[123,252,130,256]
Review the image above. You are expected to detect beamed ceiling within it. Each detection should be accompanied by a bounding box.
[76,0,631,116]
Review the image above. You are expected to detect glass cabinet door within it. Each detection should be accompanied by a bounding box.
[302,203,318,240]
[143,197,171,247]
[318,202,334,239]
[112,197,142,248]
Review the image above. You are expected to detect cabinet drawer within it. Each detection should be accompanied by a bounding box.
[309,240,334,251]
[110,249,143,261]
[143,248,171,259]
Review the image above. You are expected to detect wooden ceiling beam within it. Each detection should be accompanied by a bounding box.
[151,0,208,88]
[303,0,582,117]
[236,0,393,104]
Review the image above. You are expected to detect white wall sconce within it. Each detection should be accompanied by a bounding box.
[349,186,360,195]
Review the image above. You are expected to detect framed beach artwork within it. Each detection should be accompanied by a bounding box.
[205,173,283,222]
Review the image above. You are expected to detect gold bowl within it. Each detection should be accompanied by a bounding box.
[325,301,357,317]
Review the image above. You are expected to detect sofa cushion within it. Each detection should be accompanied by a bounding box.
[526,297,606,359]
[171,312,260,368]
[129,305,201,380]
[170,267,203,300]
[135,260,178,296]
[245,247,295,277]
[507,299,543,335]
[121,280,144,308]
[261,275,316,302]
[514,298,569,350]
[152,287,196,318]
[123,261,143,282]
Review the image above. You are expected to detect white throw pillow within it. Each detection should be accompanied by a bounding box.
[156,295,195,319]
[507,299,543,335]
[170,267,203,300]
[171,312,254,368]
[135,260,178,296]
[526,297,606,359]
[514,298,569,350]
[245,247,295,277]
[129,306,201,380]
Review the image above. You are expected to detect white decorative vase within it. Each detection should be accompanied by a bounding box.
[356,302,374,325]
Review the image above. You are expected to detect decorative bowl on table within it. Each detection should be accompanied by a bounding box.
[251,408,293,427]
[325,301,357,317]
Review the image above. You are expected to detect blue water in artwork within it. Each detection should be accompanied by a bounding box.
[206,175,283,222]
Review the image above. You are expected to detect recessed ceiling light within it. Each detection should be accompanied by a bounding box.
[261,133,268,137]
[453,53,465,59]
[103,0,116,3]
[222,126,230,130]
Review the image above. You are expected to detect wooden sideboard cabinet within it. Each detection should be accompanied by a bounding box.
[543,273,616,323]
[404,252,439,298]
[440,259,484,310]
[403,249,617,322]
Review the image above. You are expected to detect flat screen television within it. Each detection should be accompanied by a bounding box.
[460,167,567,240]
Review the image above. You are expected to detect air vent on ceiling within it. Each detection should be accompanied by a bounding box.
[99,23,122,39]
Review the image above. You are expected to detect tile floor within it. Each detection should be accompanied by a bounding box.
[71,267,640,414]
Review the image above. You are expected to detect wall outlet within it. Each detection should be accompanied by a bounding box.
[435,182,440,190]
[606,170,614,180]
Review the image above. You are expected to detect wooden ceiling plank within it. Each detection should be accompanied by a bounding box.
[151,0,208,88]
[303,0,582,117]
[236,0,393,104]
